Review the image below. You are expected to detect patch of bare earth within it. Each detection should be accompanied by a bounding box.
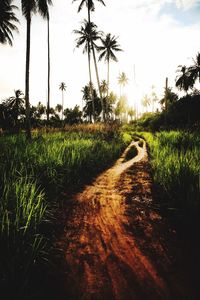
[55,141,199,300]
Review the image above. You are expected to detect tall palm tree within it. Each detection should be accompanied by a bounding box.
[47,12,50,122]
[98,33,122,99]
[59,82,67,120]
[21,0,52,139]
[74,20,100,122]
[118,72,128,96]
[73,0,106,121]
[73,0,105,24]
[0,0,19,46]
[175,65,194,94]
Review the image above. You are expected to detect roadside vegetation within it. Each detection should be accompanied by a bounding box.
[0,124,132,298]
[141,131,200,215]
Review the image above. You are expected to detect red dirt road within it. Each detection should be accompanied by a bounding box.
[56,141,199,300]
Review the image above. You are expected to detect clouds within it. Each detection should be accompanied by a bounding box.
[173,0,198,10]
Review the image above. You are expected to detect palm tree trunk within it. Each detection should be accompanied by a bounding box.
[88,7,105,122]
[91,43,105,121]
[106,57,110,120]
[62,90,64,121]
[25,13,31,140]
[107,57,110,98]
[88,42,95,123]
[47,15,50,122]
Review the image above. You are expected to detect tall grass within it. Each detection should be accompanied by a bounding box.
[142,131,200,213]
[0,124,131,297]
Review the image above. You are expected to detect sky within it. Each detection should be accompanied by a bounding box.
[1,0,200,112]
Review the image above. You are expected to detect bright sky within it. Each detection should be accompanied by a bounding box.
[0,0,200,111]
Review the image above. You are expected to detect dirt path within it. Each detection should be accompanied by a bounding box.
[55,141,199,300]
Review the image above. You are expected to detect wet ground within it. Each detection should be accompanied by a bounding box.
[53,141,200,300]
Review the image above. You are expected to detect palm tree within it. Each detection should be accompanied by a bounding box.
[118,72,128,96]
[98,33,122,99]
[47,12,50,122]
[127,107,136,122]
[36,101,46,118]
[72,0,105,24]
[141,95,150,113]
[188,52,200,85]
[21,0,52,139]
[8,89,24,128]
[73,0,106,121]
[100,80,108,97]
[0,0,19,46]
[175,65,194,94]
[55,104,62,113]
[74,20,100,122]
[160,87,178,109]
[59,82,67,120]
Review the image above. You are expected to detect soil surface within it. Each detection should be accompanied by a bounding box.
[54,140,200,300]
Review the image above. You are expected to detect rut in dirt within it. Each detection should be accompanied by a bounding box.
[55,140,198,300]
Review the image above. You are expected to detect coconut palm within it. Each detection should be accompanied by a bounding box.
[0,0,19,46]
[73,0,106,121]
[7,89,24,128]
[59,82,67,120]
[100,80,108,97]
[55,104,62,113]
[127,107,136,122]
[74,20,101,122]
[175,65,194,94]
[141,95,150,113]
[188,52,200,85]
[118,72,128,96]
[21,0,52,139]
[47,12,50,122]
[82,85,101,122]
[160,87,178,109]
[73,0,105,23]
[98,33,122,99]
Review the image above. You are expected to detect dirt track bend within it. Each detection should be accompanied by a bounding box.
[56,140,194,300]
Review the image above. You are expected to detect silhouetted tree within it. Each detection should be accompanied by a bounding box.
[55,103,62,117]
[160,87,178,110]
[36,101,46,118]
[0,0,19,46]
[98,33,122,100]
[59,82,66,120]
[64,105,82,125]
[47,11,51,122]
[100,80,108,97]
[175,65,194,93]
[188,52,200,86]
[74,20,101,122]
[82,84,101,121]
[73,0,106,121]
[1,90,25,130]
[21,0,52,139]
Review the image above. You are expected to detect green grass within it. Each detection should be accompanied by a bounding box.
[0,124,130,297]
[141,131,200,214]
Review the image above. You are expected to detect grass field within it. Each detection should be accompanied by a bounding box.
[0,124,132,298]
[141,131,200,214]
